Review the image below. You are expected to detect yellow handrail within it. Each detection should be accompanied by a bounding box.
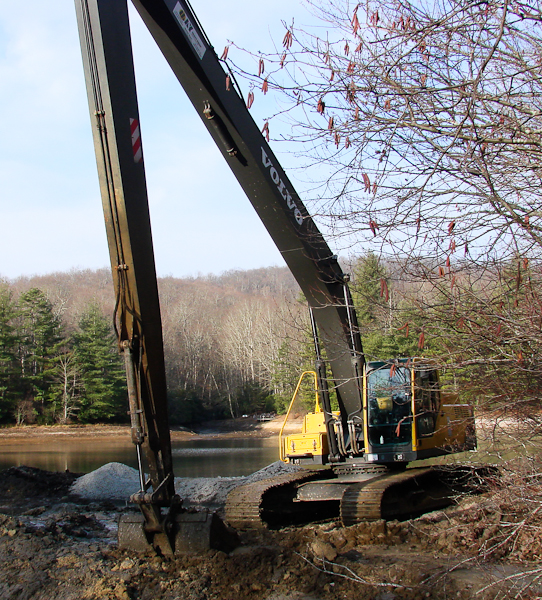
[278,371,318,461]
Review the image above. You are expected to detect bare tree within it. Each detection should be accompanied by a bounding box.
[228,0,542,266]
[13,400,36,426]
[50,348,82,424]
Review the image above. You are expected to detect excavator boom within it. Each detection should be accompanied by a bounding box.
[129,0,365,429]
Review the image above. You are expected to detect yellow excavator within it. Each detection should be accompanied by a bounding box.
[226,358,476,529]
[75,0,480,552]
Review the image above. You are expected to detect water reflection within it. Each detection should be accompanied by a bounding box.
[0,436,279,478]
[172,438,278,478]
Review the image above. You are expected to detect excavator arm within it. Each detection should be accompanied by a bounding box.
[76,0,241,555]
[75,0,174,506]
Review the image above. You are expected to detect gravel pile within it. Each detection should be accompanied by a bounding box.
[70,460,300,508]
[70,463,141,501]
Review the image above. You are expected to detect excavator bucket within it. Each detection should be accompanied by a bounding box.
[118,511,239,555]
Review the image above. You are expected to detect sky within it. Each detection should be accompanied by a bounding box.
[0,0,316,280]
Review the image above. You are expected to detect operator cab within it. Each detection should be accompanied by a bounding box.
[364,359,440,464]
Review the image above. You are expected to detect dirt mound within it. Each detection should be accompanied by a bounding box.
[1,466,79,498]
[0,466,80,514]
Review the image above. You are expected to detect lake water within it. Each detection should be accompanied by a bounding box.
[0,436,279,478]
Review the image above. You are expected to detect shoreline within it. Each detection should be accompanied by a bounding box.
[0,413,529,448]
[0,416,302,444]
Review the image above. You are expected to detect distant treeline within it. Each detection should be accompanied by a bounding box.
[1,255,540,426]
[0,266,307,426]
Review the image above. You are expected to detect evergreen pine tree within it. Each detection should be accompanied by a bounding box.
[271,340,300,412]
[351,252,388,327]
[73,304,126,422]
[0,286,20,421]
[16,288,62,421]
[351,253,421,360]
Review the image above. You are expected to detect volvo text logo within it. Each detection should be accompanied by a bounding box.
[261,147,303,225]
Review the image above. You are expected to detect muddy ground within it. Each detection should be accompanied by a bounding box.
[0,464,540,600]
[1,420,541,599]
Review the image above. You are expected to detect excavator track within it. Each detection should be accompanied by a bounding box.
[341,467,432,525]
[225,469,328,530]
[340,465,497,526]
[226,465,497,530]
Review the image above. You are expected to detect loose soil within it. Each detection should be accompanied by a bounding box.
[0,422,540,599]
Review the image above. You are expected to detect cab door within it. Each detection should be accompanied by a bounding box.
[364,363,415,462]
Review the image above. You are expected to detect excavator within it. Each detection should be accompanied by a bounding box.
[74,0,479,554]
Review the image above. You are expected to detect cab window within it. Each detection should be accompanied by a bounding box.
[414,369,439,437]
[367,365,412,446]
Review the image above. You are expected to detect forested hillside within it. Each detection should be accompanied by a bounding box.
[0,266,308,426]
[1,254,539,427]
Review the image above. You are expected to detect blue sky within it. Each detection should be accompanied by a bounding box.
[0,0,317,279]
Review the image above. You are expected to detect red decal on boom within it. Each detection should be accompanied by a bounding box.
[130,118,143,163]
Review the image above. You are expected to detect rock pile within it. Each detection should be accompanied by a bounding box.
[70,460,300,509]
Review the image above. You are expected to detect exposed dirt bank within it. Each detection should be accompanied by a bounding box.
[0,464,540,600]
[0,416,301,444]
[0,424,134,443]
[192,416,303,439]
